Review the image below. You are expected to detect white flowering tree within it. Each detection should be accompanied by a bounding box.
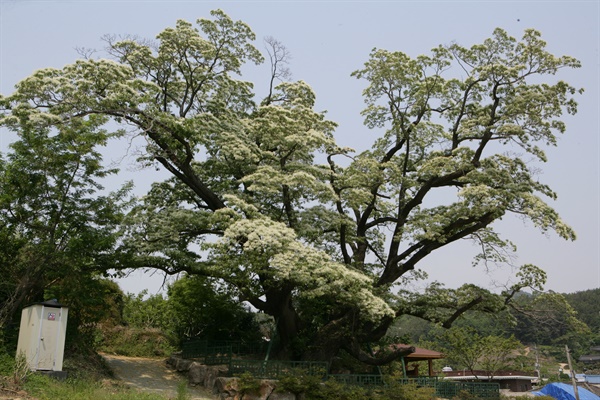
[0,10,581,364]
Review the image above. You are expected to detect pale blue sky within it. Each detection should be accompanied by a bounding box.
[1,0,598,295]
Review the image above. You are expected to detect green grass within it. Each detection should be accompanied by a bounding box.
[22,373,167,400]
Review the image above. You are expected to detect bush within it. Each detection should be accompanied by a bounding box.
[0,351,15,377]
[96,325,175,357]
[451,389,479,400]
[375,381,436,400]
[237,371,261,395]
[276,374,435,400]
[277,369,323,395]
[312,379,369,400]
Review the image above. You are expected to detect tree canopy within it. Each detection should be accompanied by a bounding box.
[0,10,582,364]
[0,108,131,346]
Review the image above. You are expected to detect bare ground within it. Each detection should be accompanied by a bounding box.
[101,353,217,400]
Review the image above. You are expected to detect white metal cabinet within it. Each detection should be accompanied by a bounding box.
[16,300,68,371]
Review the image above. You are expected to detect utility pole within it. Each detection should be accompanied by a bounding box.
[534,344,541,382]
[565,345,580,400]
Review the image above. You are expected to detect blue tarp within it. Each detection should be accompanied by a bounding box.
[531,382,600,399]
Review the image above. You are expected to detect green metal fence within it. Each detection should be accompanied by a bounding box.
[181,339,267,359]
[202,345,233,365]
[398,376,439,388]
[434,381,500,399]
[330,376,499,399]
[229,359,329,379]
[330,374,384,386]
[181,339,499,399]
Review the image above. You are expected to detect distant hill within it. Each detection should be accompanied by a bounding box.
[563,288,600,332]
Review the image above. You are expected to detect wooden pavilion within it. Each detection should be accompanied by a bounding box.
[389,344,445,378]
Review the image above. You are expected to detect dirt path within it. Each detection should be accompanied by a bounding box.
[101,353,217,400]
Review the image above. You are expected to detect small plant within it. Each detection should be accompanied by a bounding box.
[376,381,436,400]
[237,371,261,395]
[277,368,323,395]
[176,379,191,400]
[452,389,479,400]
[12,351,31,387]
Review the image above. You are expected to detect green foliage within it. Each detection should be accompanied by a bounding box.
[166,275,261,342]
[305,379,369,400]
[46,277,125,352]
[11,351,31,388]
[236,371,261,395]
[0,110,132,347]
[22,373,166,400]
[96,326,175,357]
[175,380,191,400]
[97,274,261,357]
[438,327,524,376]
[451,390,479,400]
[122,290,172,332]
[0,350,31,390]
[510,292,591,350]
[564,288,600,332]
[277,369,324,394]
[0,344,164,400]
[288,377,435,400]
[0,9,584,365]
[375,381,436,400]
[270,369,435,400]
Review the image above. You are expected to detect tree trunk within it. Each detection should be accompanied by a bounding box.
[300,318,346,363]
[300,312,400,366]
[262,286,303,359]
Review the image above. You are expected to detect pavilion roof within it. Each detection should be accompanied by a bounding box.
[389,344,445,361]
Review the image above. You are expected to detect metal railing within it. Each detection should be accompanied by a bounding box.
[330,374,384,386]
[181,339,500,398]
[398,376,439,388]
[329,375,499,399]
[229,359,329,379]
[434,381,500,399]
[181,339,267,359]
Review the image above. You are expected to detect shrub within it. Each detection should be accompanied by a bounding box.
[96,325,175,357]
[237,371,261,395]
[375,381,436,400]
[276,368,324,395]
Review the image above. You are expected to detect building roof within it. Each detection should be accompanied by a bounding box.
[388,344,445,361]
[579,355,600,362]
[443,370,537,381]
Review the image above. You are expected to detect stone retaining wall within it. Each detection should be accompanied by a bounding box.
[166,354,299,400]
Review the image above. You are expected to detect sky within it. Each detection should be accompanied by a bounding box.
[1,0,598,296]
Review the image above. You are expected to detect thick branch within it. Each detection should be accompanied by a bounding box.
[343,338,415,366]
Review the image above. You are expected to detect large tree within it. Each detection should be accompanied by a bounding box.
[0,10,581,364]
[0,109,130,343]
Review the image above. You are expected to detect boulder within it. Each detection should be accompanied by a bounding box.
[175,358,193,372]
[188,362,208,385]
[215,377,240,396]
[205,365,229,390]
[166,354,180,368]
